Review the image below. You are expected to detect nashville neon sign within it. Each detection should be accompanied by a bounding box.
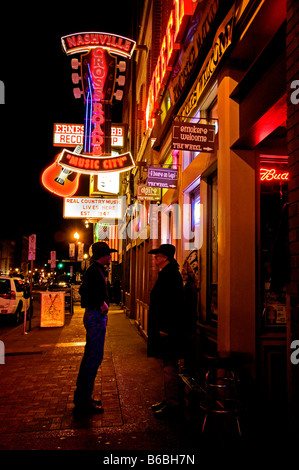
[42,32,135,198]
[61,32,136,58]
[146,0,194,130]
[260,168,289,182]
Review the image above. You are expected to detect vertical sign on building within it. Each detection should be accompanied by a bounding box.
[0,340,4,364]
[69,243,75,259]
[0,81,4,104]
[28,234,36,261]
[77,243,84,261]
[50,251,56,269]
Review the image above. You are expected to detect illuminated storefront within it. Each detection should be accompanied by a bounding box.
[123,0,290,423]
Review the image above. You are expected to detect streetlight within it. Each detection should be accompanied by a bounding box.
[74,232,80,240]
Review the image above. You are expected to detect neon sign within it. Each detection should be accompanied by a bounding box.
[53,124,125,148]
[42,32,135,198]
[61,32,136,58]
[90,48,107,156]
[53,124,84,146]
[58,149,134,174]
[260,168,289,182]
[145,0,194,130]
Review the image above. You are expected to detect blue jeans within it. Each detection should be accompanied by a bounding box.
[74,309,108,405]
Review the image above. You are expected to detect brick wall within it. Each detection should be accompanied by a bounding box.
[287,0,299,432]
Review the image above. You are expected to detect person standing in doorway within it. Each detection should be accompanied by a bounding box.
[147,244,185,419]
[74,241,117,415]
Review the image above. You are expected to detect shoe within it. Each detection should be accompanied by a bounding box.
[74,401,104,415]
[151,400,167,412]
[154,404,180,419]
[91,398,102,407]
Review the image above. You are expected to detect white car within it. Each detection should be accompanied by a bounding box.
[0,276,30,325]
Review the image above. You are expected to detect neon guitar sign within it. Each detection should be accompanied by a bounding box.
[42,32,135,197]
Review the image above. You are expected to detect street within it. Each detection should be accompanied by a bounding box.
[0,295,294,466]
[0,296,200,454]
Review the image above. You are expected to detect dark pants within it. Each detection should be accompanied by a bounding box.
[74,309,107,405]
[163,359,179,407]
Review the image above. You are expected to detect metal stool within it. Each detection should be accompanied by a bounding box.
[200,354,242,436]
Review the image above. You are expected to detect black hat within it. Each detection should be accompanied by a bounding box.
[148,244,175,259]
[91,241,117,260]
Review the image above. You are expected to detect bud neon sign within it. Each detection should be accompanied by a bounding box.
[260,168,289,182]
[146,0,194,130]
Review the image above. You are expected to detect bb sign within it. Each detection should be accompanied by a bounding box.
[172,122,216,152]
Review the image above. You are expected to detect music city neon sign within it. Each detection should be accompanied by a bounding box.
[145,0,194,130]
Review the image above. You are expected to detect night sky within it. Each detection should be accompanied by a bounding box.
[0,4,135,261]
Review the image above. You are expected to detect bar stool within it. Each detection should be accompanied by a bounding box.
[200,353,243,436]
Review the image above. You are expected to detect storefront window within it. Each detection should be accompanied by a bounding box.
[207,171,218,322]
[191,187,201,242]
[260,155,288,330]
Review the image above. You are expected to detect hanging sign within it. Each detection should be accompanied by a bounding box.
[42,33,135,199]
[58,149,134,174]
[50,251,56,269]
[53,124,125,148]
[61,32,136,58]
[147,167,178,189]
[77,243,84,261]
[53,124,84,147]
[28,234,36,261]
[64,197,122,219]
[90,172,120,196]
[69,243,75,258]
[137,184,161,201]
[172,122,216,152]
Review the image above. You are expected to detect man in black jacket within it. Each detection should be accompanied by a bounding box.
[147,244,184,419]
[74,241,117,415]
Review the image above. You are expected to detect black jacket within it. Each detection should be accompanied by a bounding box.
[79,262,109,310]
[147,260,185,359]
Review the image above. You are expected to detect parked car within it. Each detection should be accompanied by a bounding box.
[0,276,31,325]
[47,281,71,291]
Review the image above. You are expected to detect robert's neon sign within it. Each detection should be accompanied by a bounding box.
[146,0,194,130]
[91,48,106,156]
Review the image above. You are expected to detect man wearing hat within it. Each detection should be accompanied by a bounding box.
[147,244,185,419]
[74,241,117,415]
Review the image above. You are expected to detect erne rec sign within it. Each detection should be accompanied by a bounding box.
[53,123,125,148]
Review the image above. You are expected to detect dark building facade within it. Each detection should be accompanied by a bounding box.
[119,0,298,432]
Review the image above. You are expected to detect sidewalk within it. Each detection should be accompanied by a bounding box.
[0,300,199,452]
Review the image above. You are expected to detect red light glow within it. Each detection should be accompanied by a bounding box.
[260,168,289,182]
[146,0,194,130]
